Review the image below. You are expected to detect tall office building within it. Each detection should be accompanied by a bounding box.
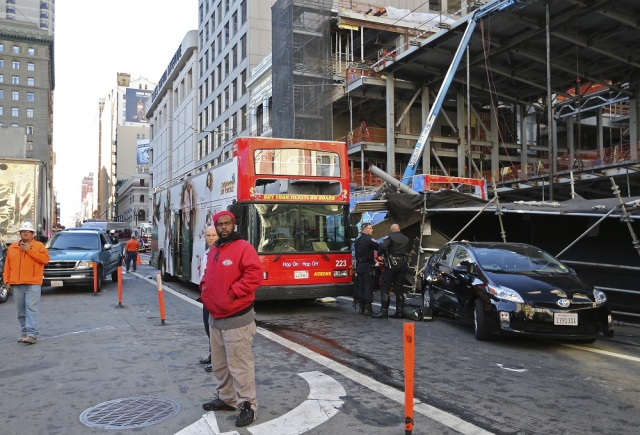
[1,0,55,34]
[0,0,55,230]
[196,0,276,167]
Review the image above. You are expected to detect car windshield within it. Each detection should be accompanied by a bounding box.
[48,233,101,251]
[473,245,569,273]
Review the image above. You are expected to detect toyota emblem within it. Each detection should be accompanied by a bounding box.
[557,298,571,308]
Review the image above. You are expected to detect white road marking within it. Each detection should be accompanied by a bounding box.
[174,372,343,435]
[249,371,345,435]
[259,328,492,435]
[562,343,640,362]
[175,412,222,435]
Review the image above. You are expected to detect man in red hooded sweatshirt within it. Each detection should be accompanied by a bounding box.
[200,210,262,428]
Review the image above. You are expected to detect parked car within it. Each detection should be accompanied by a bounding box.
[43,228,123,291]
[421,241,614,342]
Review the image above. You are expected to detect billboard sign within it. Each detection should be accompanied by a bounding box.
[125,88,152,123]
[137,139,150,165]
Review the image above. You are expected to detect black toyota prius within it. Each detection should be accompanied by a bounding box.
[421,241,614,342]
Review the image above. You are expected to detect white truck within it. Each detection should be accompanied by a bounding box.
[0,158,49,244]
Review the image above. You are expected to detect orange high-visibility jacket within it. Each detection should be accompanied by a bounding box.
[3,240,50,285]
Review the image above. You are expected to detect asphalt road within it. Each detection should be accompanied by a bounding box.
[2,258,639,435]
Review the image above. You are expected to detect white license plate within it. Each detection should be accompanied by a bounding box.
[554,312,578,325]
[51,280,64,287]
[294,270,309,279]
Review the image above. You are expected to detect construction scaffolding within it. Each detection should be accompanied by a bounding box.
[272,0,333,140]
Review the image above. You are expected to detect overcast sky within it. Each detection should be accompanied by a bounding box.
[53,0,198,226]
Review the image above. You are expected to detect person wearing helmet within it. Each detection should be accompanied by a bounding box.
[3,221,50,344]
[109,229,119,245]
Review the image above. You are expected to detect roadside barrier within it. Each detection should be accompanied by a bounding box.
[93,262,98,295]
[155,272,166,325]
[116,266,123,308]
[404,322,414,435]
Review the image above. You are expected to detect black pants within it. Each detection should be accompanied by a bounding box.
[379,262,407,299]
[125,252,137,271]
[202,305,211,355]
[355,268,376,304]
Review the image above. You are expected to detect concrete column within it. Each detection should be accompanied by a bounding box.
[490,103,499,184]
[596,107,604,160]
[630,98,639,160]
[456,90,466,176]
[421,85,430,174]
[566,117,574,170]
[386,73,396,178]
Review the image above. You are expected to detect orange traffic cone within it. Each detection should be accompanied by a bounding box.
[136,252,142,266]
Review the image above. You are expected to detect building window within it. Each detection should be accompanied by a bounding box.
[12,45,19,54]
[27,62,35,71]
[139,194,144,202]
[27,108,34,118]
[12,60,19,69]
[27,92,34,102]
[12,76,19,84]
[12,91,19,100]
[27,77,35,86]
[26,125,34,134]
[0,43,4,52]
[0,74,3,83]
[0,106,3,116]
[0,90,3,99]
[12,107,19,116]
[28,47,35,56]
[0,60,3,68]
[139,179,145,186]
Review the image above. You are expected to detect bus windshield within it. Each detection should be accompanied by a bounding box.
[253,203,349,253]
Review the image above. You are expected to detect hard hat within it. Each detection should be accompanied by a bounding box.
[110,229,116,234]
[18,222,36,233]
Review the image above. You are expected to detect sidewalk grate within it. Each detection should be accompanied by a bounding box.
[79,396,180,429]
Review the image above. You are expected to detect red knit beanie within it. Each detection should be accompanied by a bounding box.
[213,210,236,226]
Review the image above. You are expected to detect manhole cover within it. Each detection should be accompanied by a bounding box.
[79,396,180,429]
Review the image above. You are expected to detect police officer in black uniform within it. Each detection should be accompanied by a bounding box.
[353,223,379,316]
[373,223,410,319]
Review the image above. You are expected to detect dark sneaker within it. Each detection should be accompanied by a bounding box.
[235,402,255,427]
[202,398,235,411]
[204,365,213,372]
[199,355,211,364]
[17,334,27,342]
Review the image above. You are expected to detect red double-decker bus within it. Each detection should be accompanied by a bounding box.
[151,137,353,300]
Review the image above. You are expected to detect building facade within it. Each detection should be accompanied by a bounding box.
[147,30,199,201]
[0,16,55,232]
[97,73,154,221]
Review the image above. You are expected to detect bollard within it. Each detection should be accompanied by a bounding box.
[92,262,98,295]
[156,272,166,325]
[116,266,123,308]
[404,322,415,435]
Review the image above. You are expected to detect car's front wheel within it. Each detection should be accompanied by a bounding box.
[0,283,9,303]
[474,299,489,341]
[422,285,439,316]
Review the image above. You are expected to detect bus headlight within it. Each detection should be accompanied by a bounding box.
[333,270,349,278]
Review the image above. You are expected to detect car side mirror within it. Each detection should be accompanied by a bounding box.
[103,243,112,250]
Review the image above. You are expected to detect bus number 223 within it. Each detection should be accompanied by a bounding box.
[335,260,347,267]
